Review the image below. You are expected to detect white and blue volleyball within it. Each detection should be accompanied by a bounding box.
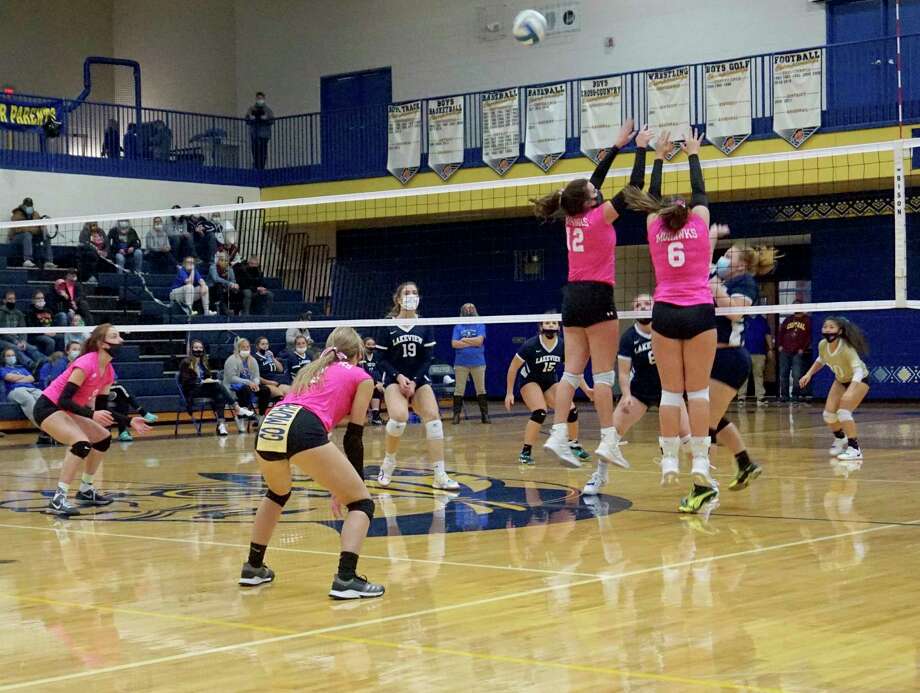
[513,10,547,46]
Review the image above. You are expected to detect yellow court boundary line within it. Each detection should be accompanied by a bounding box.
[0,518,914,690]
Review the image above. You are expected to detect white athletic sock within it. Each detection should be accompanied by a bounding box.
[384,452,397,464]
[56,481,70,496]
[550,423,567,440]
[601,426,617,440]
[596,460,609,477]
[433,460,446,476]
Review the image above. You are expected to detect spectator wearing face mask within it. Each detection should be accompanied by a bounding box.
[0,348,43,423]
[49,272,93,327]
[145,216,177,272]
[285,311,314,351]
[38,341,82,389]
[284,335,312,379]
[25,290,56,356]
[234,255,274,315]
[451,302,489,424]
[9,197,56,269]
[0,290,43,368]
[78,221,110,283]
[223,338,272,423]
[209,252,241,315]
[253,336,290,397]
[187,208,218,266]
[246,91,274,170]
[108,219,144,274]
[211,212,239,262]
[166,205,196,261]
[170,256,217,316]
[179,339,254,436]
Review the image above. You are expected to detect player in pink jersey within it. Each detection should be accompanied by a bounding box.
[241,326,384,600]
[531,120,652,485]
[34,323,152,517]
[624,128,720,514]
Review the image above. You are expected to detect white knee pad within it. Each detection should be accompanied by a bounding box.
[823,410,839,424]
[593,370,616,387]
[561,371,581,388]
[425,419,444,440]
[660,390,684,408]
[686,388,710,402]
[836,408,854,423]
[386,419,407,437]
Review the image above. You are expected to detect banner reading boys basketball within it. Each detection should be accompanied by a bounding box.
[647,67,690,161]
[705,59,752,156]
[481,89,520,176]
[525,83,567,172]
[579,77,622,164]
[428,96,465,181]
[387,101,422,184]
[773,49,822,148]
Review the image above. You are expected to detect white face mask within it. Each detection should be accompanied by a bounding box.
[401,294,420,311]
[153,223,163,231]
[239,350,250,359]
[295,347,307,356]
[68,350,81,361]
[34,300,45,309]
[4,356,16,366]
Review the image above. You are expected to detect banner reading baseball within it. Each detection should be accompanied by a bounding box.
[481,88,520,176]
[387,101,421,184]
[705,58,752,156]
[525,83,567,172]
[428,96,465,181]
[579,76,622,164]
[647,67,690,161]
[773,49,822,148]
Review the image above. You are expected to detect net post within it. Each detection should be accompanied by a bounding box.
[894,141,907,308]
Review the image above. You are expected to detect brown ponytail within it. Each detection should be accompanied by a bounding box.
[531,179,592,221]
[622,187,689,231]
[740,245,782,276]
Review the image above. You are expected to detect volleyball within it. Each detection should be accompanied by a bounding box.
[513,10,547,45]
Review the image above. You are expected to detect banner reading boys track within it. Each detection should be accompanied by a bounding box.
[647,67,690,161]
[387,101,422,184]
[0,98,63,132]
[525,83,567,172]
[579,77,622,164]
[705,58,752,156]
[773,49,822,148]
[481,88,520,176]
[428,96,465,181]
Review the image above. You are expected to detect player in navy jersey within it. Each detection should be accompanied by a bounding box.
[504,318,594,465]
[375,282,458,491]
[360,336,385,425]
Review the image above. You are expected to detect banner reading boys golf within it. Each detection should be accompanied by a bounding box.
[387,101,422,184]
[525,83,567,172]
[773,49,822,148]
[705,58,752,156]
[579,77,622,164]
[481,89,520,176]
[428,96,465,181]
[647,67,690,160]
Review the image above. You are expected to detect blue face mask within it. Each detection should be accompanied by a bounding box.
[4,356,16,366]
[24,206,33,216]
[715,256,731,279]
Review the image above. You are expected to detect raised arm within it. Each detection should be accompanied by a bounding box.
[681,128,709,225]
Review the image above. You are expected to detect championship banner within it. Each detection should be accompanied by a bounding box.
[773,49,822,148]
[647,67,690,161]
[525,83,567,172]
[579,77,622,164]
[427,96,465,181]
[705,59,751,156]
[481,88,520,176]
[0,98,63,132]
[387,101,422,184]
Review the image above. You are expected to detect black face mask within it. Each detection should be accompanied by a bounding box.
[192,349,204,357]
[822,332,839,343]
[105,341,121,357]
[636,318,652,326]
[4,301,15,310]
[258,347,268,353]
[541,329,558,339]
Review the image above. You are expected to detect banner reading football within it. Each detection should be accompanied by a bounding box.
[773,49,822,148]
[525,83,567,172]
[647,67,690,161]
[387,101,422,184]
[481,89,520,176]
[705,59,751,156]
[428,96,465,181]
[579,77,622,164]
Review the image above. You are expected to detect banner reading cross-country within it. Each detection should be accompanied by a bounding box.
[773,49,822,148]
[647,67,690,161]
[579,76,622,165]
[481,88,520,176]
[525,83,567,172]
[387,101,422,185]
[427,96,465,181]
[705,58,752,156]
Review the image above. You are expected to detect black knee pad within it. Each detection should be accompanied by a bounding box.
[567,407,578,423]
[265,488,291,507]
[70,441,92,459]
[708,428,718,440]
[530,408,547,424]
[716,417,731,433]
[347,497,375,521]
[92,436,112,452]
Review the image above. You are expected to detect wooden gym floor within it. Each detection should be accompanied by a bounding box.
[0,403,918,691]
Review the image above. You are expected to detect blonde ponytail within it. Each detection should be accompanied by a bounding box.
[290,326,364,393]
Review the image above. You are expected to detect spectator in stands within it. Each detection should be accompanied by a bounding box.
[223,338,272,422]
[778,304,812,403]
[108,381,158,442]
[9,197,56,269]
[188,209,218,266]
[167,205,196,260]
[284,334,312,380]
[25,290,56,356]
[209,252,241,315]
[102,118,121,159]
[37,341,81,389]
[145,216,177,272]
[285,310,313,350]
[235,255,274,315]
[246,91,274,170]
[0,347,43,423]
[452,302,489,424]
[212,212,239,262]
[50,273,93,327]
[108,219,144,274]
[253,336,290,396]
[178,339,254,436]
[170,256,217,316]
[78,221,110,283]
[361,335,385,425]
[0,291,43,368]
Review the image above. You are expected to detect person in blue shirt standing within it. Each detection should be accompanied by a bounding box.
[451,303,489,425]
[740,312,773,407]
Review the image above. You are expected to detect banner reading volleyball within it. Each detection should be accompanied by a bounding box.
[525,83,567,172]
[647,67,690,161]
[705,58,752,156]
[481,88,520,176]
[773,49,822,148]
[428,96,465,181]
[579,77,622,164]
[387,101,422,184]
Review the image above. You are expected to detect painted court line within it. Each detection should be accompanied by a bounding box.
[0,518,913,690]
